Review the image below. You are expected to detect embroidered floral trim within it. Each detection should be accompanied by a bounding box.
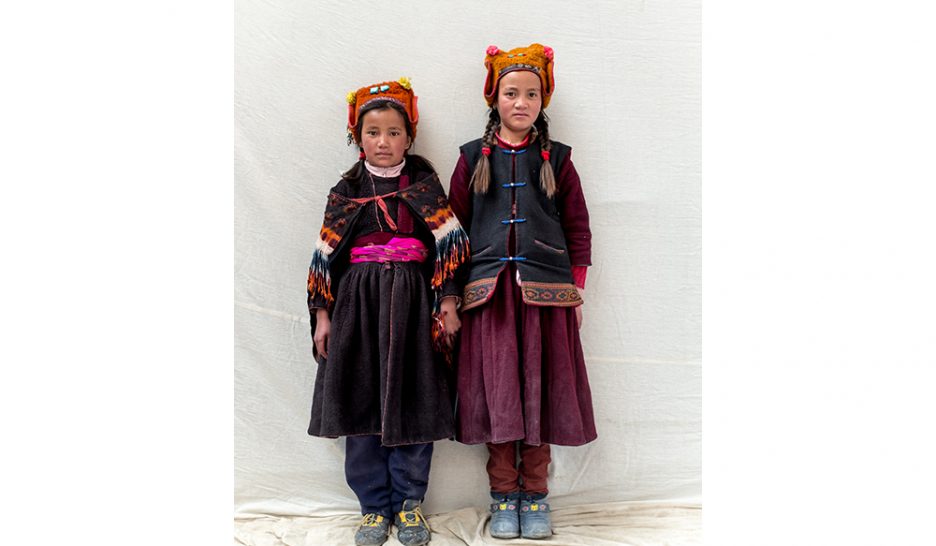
[462,278,499,310]
[520,281,582,307]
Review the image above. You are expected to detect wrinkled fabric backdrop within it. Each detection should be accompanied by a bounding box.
[235,0,700,526]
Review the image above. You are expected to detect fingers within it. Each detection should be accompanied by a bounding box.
[438,304,461,336]
[314,334,329,359]
[445,321,461,335]
[575,306,583,329]
[314,312,331,360]
[443,312,461,335]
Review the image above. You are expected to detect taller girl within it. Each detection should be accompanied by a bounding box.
[448,44,597,540]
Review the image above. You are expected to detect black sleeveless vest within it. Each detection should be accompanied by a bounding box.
[460,138,582,310]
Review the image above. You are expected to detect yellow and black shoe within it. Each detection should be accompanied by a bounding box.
[395,499,431,546]
[354,513,390,546]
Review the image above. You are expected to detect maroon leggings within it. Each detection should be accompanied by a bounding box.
[486,441,551,494]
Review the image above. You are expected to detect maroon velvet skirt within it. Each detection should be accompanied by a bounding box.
[455,266,597,446]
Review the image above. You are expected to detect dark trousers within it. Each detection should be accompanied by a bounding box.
[486,441,551,495]
[345,435,434,517]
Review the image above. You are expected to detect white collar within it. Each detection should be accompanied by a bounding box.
[364,158,406,178]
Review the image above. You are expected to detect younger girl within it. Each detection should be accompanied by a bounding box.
[306,78,469,546]
[448,44,597,540]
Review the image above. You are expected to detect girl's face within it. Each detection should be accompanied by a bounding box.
[359,107,410,168]
[496,70,543,141]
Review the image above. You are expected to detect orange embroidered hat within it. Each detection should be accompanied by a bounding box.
[346,77,419,142]
[483,43,555,108]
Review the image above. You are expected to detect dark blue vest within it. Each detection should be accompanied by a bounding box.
[460,138,582,310]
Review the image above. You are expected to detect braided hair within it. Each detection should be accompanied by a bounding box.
[468,108,500,195]
[532,111,556,198]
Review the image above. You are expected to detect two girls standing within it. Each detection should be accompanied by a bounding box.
[306,43,596,545]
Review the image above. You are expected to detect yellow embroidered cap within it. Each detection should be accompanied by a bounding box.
[346,77,419,142]
[483,43,555,108]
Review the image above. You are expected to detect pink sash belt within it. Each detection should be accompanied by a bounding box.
[349,237,428,263]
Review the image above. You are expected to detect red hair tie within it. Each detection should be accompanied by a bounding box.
[541,150,550,161]
[481,147,491,156]
[359,151,366,160]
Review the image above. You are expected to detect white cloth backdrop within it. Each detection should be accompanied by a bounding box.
[235,0,701,542]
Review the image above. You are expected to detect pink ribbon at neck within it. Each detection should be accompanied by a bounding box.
[350,173,411,232]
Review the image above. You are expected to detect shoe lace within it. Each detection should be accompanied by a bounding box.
[361,513,385,527]
[397,505,431,532]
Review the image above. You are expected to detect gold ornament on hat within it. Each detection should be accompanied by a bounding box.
[344,77,420,144]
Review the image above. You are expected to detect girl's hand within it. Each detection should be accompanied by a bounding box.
[314,308,331,359]
[440,297,461,335]
[575,305,583,330]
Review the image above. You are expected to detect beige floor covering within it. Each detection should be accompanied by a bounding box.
[235,501,701,546]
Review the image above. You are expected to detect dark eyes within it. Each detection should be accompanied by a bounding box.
[502,90,539,99]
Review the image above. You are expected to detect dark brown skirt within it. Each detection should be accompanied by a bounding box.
[308,261,454,447]
[455,266,597,446]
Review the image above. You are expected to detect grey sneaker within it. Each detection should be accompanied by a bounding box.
[519,496,552,539]
[489,492,520,539]
[395,499,431,545]
[354,513,391,546]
